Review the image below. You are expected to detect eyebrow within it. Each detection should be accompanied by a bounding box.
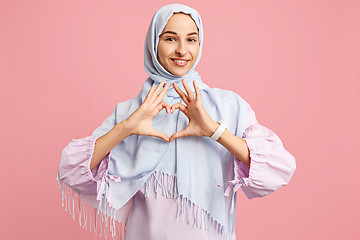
[159,31,198,37]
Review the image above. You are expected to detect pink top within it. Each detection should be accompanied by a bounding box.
[57,107,296,240]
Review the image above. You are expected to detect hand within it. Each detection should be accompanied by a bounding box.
[125,80,171,142]
[169,79,219,142]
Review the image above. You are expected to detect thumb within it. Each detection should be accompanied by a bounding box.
[149,127,170,142]
[169,129,189,142]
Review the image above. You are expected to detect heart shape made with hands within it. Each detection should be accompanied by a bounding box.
[145,79,218,143]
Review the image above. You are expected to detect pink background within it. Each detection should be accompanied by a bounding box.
[1,0,359,239]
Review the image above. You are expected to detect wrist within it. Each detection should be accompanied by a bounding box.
[207,121,220,137]
[210,120,228,142]
[116,119,134,137]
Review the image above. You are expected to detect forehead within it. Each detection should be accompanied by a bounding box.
[162,13,198,33]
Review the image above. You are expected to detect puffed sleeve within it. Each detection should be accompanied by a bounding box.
[57,102,126,197]
[57,135,133,229]
[233,104,296,200]
[57,136,111,195]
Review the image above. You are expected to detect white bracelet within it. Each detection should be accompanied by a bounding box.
[210,120,228,142]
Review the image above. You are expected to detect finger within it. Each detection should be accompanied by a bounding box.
[150,127,170,142]
[144,83,156,103]
[157,101,171,114]
[182,79,195,101]
[173,83,189,104]
[154,82,170,105]
[193,80,202,102]
[170,102,187,114]
[169,129,190,142]
[150,80,165,103]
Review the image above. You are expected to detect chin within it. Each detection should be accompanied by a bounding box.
[170,67,192,77]
[172,71,186,77]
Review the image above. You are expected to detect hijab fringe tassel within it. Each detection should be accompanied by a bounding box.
[57,175,126,240]
[57,171,235,240]
[144,171,235,240]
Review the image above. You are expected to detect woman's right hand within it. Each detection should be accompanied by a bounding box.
[124,80,171,142]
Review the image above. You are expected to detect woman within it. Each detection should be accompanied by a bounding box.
[57,3,296,240]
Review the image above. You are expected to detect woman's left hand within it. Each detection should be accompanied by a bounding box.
[169,79,219,142]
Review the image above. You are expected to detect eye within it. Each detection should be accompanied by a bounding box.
[165,37,175,41]
[188,38,197,42]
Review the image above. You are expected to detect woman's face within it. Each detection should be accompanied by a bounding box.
[157,13,200,77]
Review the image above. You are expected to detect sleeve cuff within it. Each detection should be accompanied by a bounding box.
[58,136,111,195]
[238,125,296,199]
[228,102,296,200]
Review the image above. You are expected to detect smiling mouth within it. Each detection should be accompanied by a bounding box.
[171,58,189,66]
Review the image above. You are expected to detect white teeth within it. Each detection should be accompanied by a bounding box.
[173,59,187,63]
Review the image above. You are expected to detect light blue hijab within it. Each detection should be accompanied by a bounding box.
[91,3,250,237]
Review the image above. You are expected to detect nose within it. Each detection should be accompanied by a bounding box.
[175,41,187,56]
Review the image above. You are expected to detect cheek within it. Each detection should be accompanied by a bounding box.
[157,48,167,64]
[190,46,200,60]
[158,45,172,62]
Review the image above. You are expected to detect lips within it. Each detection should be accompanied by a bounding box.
[171,58,189,66]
